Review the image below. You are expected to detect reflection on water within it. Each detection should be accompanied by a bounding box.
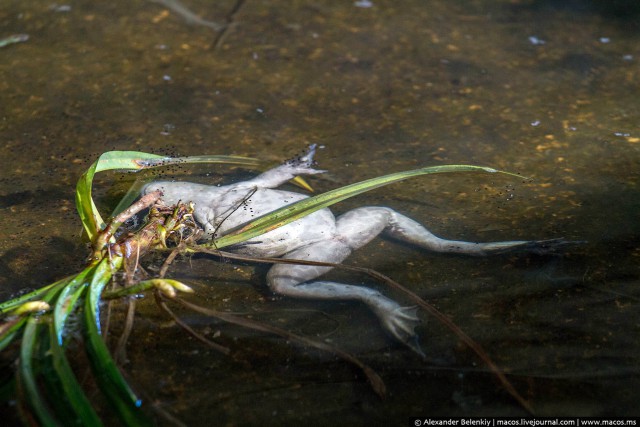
[1,0,639,422]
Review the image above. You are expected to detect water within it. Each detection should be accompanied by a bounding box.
[1,0,639,423]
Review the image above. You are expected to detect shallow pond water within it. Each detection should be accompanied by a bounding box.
[1,0,639,423]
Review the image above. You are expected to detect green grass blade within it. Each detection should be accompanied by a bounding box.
[48,267,103,426]
[0,277,71,315]
[83,257,152,426]
[166,154,262,167]
[16,284,85,426]
[53,268,94,343]
[0,316,27,352]
[48,319,103,426]
[211,164,514,249]
[102,278,192,300]
[76,151,168,240]
[18,317,60,427]
[38,326,84,425]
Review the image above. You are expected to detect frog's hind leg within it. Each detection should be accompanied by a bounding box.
[266,239,423,355]
[266,206,556,355]
[337,206,562,256]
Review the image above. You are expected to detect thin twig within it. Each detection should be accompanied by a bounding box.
[114,299,137,365]
[172,296,387,397]
[190,246,534,413]
[211,187,257,242]
[150,400,189,427]
[155,243,231,355]
[159,245,184,279]
[93,190,163,256]
[109,191,163,236]
[154,292,231,355]
[211,0,245,50]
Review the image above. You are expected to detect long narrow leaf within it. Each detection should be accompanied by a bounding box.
[83,257,152,426]
[53,267,95,343]
[47,321,102,426]
[76,151,168,240]
[15,280,74,426]
[39,326,83,425]
[210,164,516,249]
[18,283,89,426]
[0,277,71,315]
[17,317,59,427]
[49,266,103,426]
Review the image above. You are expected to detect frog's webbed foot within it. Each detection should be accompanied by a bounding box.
[376,305,424,357]
[245,144,326,189]
[282,143,326,176]
[266,240,426,355]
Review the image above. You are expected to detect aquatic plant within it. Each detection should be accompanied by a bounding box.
[0,150,532,424]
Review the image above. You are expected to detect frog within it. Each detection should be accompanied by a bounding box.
[143,145,561,355]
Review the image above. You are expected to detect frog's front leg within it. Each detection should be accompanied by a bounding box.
[243,144,326,189]
[266,240,423,355]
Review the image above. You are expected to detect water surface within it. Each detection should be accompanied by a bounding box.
[1,0,639,423]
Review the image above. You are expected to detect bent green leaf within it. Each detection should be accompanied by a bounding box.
[209,164,519,249]
[75,151,263,240]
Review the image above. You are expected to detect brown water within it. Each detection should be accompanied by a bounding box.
[1,0,639,423]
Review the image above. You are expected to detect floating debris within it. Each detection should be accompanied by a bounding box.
[354,0,374,8]
[49,3,72,12]
[161,123,175,135]
[528,36,545,45]
[0,34,29,49]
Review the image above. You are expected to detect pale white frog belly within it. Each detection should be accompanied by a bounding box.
[203,188,338,258]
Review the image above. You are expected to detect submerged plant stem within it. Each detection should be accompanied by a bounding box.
[114,299,137,365]
[191,247,534,413]
[173,296,387,397]
[154,293,230,355]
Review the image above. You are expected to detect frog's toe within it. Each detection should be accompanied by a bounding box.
[284,144,326,175]
[485,238,585,255]
[381,306,424,357]
[296,143,317,165]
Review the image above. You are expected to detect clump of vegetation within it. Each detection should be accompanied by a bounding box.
[0,150,532,424]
